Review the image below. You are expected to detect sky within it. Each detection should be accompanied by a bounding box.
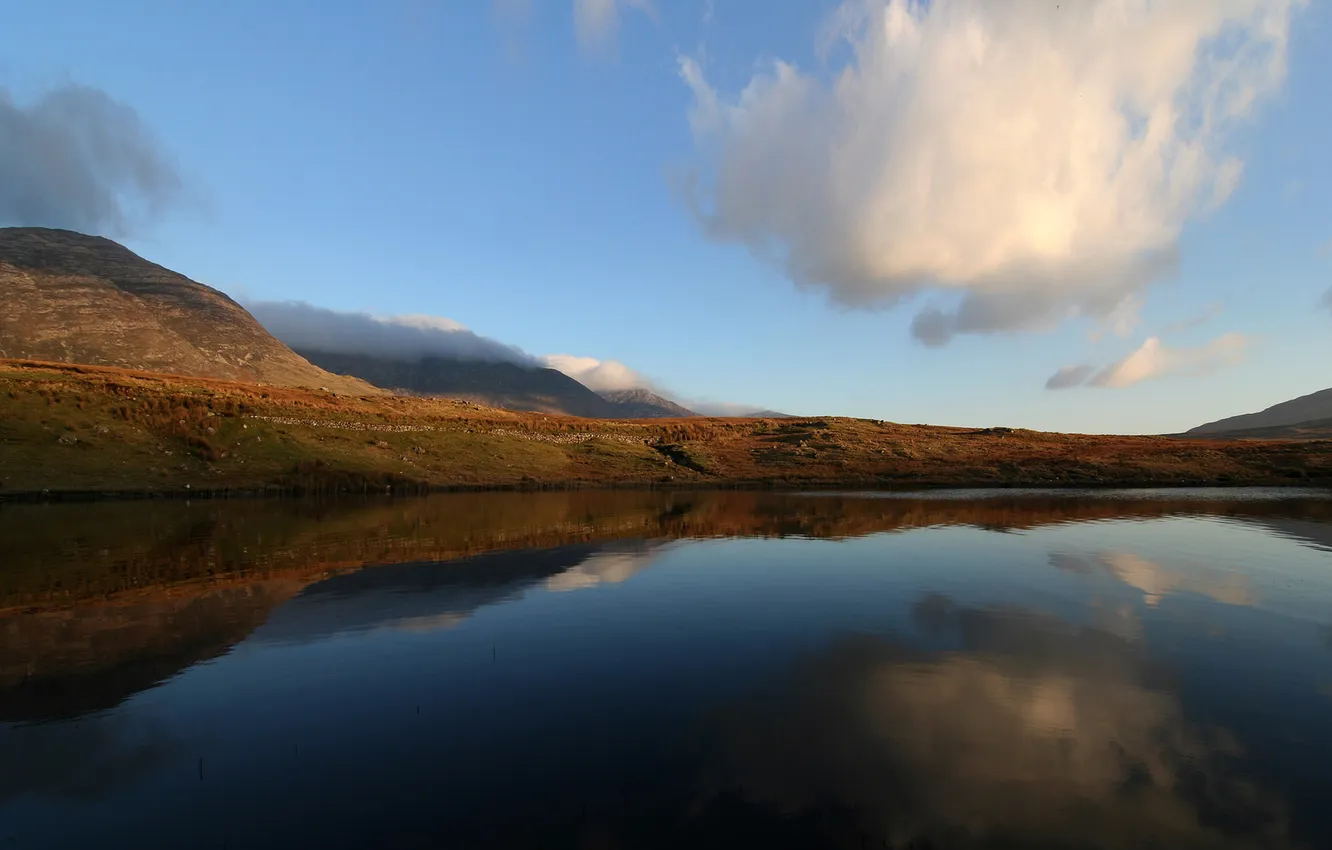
[2,0,1330,433]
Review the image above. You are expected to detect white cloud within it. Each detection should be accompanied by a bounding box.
[385,313,468,333]
[248,301,533,363]
[679,0,1302,345]
[541,353,649,391]
[1047,333,1250,390]
[573,0,655,52]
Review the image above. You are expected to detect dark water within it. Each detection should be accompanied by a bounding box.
[2,489,1332,849]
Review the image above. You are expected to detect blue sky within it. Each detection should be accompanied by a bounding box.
[2,0,1329,433]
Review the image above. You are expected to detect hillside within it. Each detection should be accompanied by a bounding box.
[600,387,698,418]
[0,228,375,395]
[1,359,1328,497]
[1189,387,1332,437]
[295,350,621,417]
[297,349,701,419]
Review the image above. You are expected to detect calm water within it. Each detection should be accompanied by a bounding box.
[2,489,1332,849]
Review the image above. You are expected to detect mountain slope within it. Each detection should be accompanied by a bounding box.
[294,350,622,417]
[1188,387,1332,436]
[599,388,698,418]
[0,228,375,395]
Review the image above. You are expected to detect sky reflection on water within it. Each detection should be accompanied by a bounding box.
[2,490,1331,849]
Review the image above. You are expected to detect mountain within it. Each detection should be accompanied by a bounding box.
[0,228,375,395]
[294,351,703,419]
[295,350,623,417]
[1187,387,1332,438]
[599,388,698,418]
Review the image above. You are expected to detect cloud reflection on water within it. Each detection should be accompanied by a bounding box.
[702,596,1293,849]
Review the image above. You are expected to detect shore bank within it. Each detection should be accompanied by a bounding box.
[3,359,1330,499]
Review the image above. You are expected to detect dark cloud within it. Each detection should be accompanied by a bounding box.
[0,84,181,235]
[1046,364,1095,390]
[247,301,535,364]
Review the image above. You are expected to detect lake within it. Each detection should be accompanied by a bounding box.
[2,489,1331,849]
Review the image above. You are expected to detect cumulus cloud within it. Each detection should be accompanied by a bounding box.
[1047,333,1250,390]
[247,301,534,363]
[541,353,650,392]
[573,0,655,52]
[0,83,182,236]
[679,0,1301,345]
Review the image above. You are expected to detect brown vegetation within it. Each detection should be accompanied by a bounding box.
[1,358,1330,497]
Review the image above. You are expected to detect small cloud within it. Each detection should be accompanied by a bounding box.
[542,353,649,392]
[1160,303,1223,336]
[1088,334,1250,390]
[1321,286,1332,313]
[1047,333,1250,391]
[1320,239,1332,260]
[1045,365,1095,391]
[491,0,534,60]
[573,0,655,53]
[247,301,533,363]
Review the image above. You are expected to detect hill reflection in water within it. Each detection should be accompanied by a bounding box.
[2,489,1331,849]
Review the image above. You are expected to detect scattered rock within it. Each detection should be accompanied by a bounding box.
[56,434,78,445]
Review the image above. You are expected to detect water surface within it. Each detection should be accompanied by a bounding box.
[2,489,1331,848]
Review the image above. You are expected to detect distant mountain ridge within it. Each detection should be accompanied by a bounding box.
[295,350,622,417]
[0,228,375,395]
[598,388,697,418]
[1188,387,1332,438]
[296,350,701,419]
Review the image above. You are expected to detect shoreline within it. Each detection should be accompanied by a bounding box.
[4,477,1331,504]
[4,359,1331,501]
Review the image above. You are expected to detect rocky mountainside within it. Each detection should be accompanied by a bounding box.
[599,388,698,418]
[296,350,624,417]
[0,228,375,395]
[1188,387,1332,437]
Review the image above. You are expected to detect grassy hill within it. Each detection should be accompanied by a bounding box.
[2,359,1329,497]
[0,228,376,395]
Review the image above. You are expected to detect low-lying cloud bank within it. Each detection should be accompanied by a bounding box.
[247,301,535,364]
[0,83,182,236]
[679,0,1301,345]
[1046,333,1250,391]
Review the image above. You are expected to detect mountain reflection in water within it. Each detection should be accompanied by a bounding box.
[1,488,1330,849]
